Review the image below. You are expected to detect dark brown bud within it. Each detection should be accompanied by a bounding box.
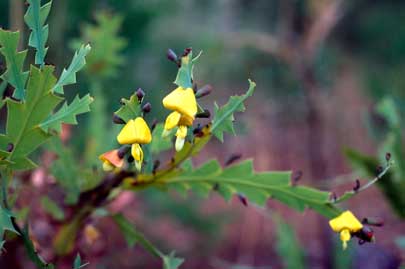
[225,153,242,166]
[112,114,125,124]
[135,88,145,101]
[195,109,210,118]
[292,170,303,184]
[142,102,152,113]
[212,183,219,191]
[376,165,383,175]
[238,194,248,207]
[118,145,131,159]
[182,47,192,57]
[362,217,384,227]
[153,160,161,174]
[330,192,337,202]
[193,83,198,93]
[353,179,361,192]
[150,119,158,132]
[6,143,14,152]
[127,156,134,163]
[193,124,203,137]
[167,49,178,63]
[195,85,213,98]
[385,152,391,162]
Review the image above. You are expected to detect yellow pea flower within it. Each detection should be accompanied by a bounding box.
[329,210,363,249]
[116,117,152,171]
[162,87,197,119]
[162,87,197,151]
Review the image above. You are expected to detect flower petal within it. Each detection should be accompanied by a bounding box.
[162,87,197,118]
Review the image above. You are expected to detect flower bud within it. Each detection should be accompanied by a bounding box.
[118,145,130,159]
[182,47,192,57]
[376,165,383,175]
[195,85,213,98]
[225,153,242,166]
[385,152,391,162]
[195,109,211,118]
[353,179,361,192]
[6,143,14,152]
[136,88,145,101]
[112,114,125,124]
[167,49,178,63]
[142,102,152,113]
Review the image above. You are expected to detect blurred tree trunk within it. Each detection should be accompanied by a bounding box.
[48,0,68,73]
[9,0,24,50]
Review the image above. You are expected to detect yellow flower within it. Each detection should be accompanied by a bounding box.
[163,87,197,119]
[99,149,124,172]
[116,117,152,171]
[329,210,363,249]
[162,87,197,151]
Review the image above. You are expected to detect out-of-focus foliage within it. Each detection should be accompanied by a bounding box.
[345,97,405,218]
[274,215,305,269]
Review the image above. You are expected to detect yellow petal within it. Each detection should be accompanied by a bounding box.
[329,211,363,233]
[176,125,188,139]
[117,117,152,145]
[135,160,142,172]
[175,136,185,152]
[162,87,197,119]
[131,143,143,162]
[178,114,194,127]
[102,161,115,172]
[164,111,181,130]
[340,229,351,250]
[133,117,152,144]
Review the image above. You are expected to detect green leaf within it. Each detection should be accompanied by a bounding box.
[211,79,256,142]
[174,50,202,88]
[163,252,184,269]
[24,0,52,67]
[112,213,162,257]
[0,206,18,238]
[41,196,64,220]
[0,30,28,100]
[150,123,173,154]
[376,97,400,128]
[70,12,127,80]
[274,215,305,269]
[153,159,341,218]
[4,65,62,170]
[114,93,142,123]
[53,44,91,94]
[40,94,93,132]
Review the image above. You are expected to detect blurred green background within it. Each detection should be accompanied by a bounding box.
[1,0,405,268]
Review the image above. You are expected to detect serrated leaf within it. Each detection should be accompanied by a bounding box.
[24,0,52,67]
[40,94,93,132]
[0,206,18,238]
[0,30,28,100]
[211,79,256,142]
[114,93,142,122]
[163,252,184,269]
[174,50,202,88]
[4,65,62,170]
[41,196,64,221]
[53,44,91,94]
[154,159,341,218]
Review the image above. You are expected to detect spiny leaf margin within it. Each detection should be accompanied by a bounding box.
[211,79,256,142]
